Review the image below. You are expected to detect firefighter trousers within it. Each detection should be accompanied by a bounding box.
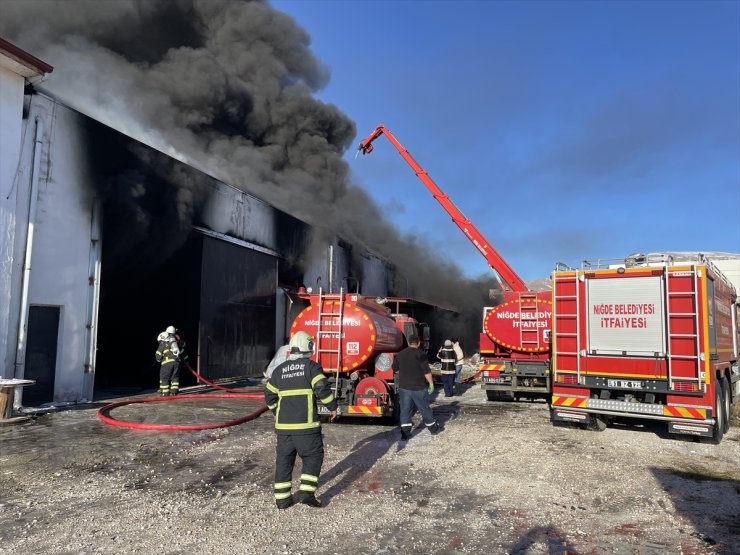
[159,361,180,394]
[274,432,324,508]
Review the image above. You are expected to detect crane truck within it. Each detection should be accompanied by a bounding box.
[357,124,551,402]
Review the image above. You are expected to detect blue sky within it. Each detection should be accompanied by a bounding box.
[271,0,740,281]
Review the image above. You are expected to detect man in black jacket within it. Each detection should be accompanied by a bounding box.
[392,335,440,441]
[264,331,338,509]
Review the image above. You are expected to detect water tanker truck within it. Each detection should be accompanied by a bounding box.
[289,288,429,418]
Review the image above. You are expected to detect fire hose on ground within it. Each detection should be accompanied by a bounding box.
[462,370,483,383]
[97,363,267,431]
[97,361,483,431]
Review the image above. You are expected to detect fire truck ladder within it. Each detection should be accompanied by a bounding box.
[315,287,345,396]
[518,292,542,350]
[552,271,581,382]
[664,266,702,390]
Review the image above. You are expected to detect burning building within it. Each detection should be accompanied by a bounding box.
[0,39,462,406]
[0,1,486,407]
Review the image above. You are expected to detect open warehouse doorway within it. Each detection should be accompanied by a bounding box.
[94,231,277,396]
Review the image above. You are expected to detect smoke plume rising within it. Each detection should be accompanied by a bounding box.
[0,0,498,347]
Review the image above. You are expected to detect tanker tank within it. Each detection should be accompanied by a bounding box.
[483,291,552,353]
[290,294,404,373]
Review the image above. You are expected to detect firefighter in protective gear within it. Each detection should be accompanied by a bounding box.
[155,326,186,396]
[437,339,457,397]
[264,331,338,509]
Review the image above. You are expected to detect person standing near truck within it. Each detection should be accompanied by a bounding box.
[437,340,457,397]
[451,337,464,396]
[392,335,440,441]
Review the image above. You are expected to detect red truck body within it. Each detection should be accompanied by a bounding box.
[551,254,739,443]
[290,290,428,418]
[478,291,551,400]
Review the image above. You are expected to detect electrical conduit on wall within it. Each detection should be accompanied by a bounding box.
[13,117,43,407]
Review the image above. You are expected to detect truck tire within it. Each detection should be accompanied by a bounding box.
[720,377,731,433]
[486,390,499,402]
[584,415,607,432]
[709,385,725,445]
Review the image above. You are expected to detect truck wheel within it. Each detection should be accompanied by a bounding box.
[709,385,725,445]
[585,415,607,432]
[720,377,731,433]
[486,390,499,402]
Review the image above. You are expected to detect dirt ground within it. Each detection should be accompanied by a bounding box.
[1,381,738,555]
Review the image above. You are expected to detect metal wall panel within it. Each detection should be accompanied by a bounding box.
[199,236,277,379]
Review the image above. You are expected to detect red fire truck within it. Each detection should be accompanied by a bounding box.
[551,253,739,443]
[358,125,551,401]
[289,288,429,419]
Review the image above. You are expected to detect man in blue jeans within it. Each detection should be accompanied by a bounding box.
[392,336,440,441]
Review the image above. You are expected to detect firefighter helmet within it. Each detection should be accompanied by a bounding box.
[166,325,176,334]
[289,331,314,354]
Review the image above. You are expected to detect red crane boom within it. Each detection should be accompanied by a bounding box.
[357,124,528,292]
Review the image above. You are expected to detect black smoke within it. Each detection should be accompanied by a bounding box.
[0,0,499,349]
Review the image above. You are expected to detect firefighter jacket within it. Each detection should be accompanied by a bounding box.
[155,335,185,365]
[264,355,338,435]
[437,347,457,374]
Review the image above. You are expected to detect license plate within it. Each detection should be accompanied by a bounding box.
[607,379,643,389]
[485,377,507,384]
[317,405,331,414]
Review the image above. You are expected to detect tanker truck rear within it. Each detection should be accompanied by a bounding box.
[551,254,739,443]
[289,289,429,419]
[478,292,551,401]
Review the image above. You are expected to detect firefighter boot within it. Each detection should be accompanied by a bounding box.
[299,495,323,508]
[429,423,441,435]
[454,383,462,396]
[276,496,294,510]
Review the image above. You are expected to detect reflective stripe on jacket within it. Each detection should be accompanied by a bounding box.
[264,355,338,435]
[155,338,181,365]
[437,347,457,374]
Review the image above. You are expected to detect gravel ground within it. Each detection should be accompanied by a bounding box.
[1,380,738,555]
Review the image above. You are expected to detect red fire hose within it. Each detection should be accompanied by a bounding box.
[97,363,268,431]
[462,370,483,383]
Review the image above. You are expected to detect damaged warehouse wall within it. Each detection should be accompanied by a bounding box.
[0,0,495,405]
[2,85,410,404]
[0,1,495,332]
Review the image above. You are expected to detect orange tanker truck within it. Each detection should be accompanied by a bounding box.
[288,288,429,419]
